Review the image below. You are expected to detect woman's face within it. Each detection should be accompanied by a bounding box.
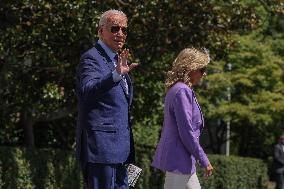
[189,68,206,86]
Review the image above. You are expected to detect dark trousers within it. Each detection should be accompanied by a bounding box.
[82,162,129,189]
[275,173,284,189]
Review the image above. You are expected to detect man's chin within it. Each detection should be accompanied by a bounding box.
[116,45,124,51]
[118,44,124,48]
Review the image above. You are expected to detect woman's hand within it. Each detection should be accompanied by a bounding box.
[204,163,213,178]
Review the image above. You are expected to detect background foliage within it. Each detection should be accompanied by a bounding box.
[0,1,284,187]
[0,146,268,189]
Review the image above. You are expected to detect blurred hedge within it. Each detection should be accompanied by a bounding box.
[0,146,268,189]
[0,146,83,189]
[196,155,269,189]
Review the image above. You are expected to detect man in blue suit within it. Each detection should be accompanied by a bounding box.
[75,9,138,189]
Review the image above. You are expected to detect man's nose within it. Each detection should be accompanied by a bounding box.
[117,29,125,36]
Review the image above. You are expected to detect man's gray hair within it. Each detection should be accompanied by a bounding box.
[99,9,127,27]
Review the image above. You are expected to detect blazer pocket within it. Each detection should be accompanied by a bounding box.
[88,126,118,153]
[91,125,117,132]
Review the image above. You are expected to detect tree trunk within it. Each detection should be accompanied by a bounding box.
[23,111,35,148]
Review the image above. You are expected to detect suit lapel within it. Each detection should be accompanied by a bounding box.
[192,90,205,129]
[94,43,115,71]
[125,74,133,104]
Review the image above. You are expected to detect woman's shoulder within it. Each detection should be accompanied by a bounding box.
[167,82,193,99]
[171,82,192,93]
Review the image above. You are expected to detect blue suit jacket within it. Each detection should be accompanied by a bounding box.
[75,42,135,164]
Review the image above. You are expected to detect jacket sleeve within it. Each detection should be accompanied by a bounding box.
[274,145,284,165]
[76,53,119,100]
[173,88,210,168]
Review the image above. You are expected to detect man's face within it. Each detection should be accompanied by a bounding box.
[100,14,128,52]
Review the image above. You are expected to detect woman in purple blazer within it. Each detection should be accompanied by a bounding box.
[152,48,213,189]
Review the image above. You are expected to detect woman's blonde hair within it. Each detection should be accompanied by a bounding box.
[165,47,210,90]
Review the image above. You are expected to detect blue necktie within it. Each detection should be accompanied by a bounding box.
[114,54,118,63]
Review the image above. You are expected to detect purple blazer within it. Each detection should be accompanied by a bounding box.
[152,82,209,174]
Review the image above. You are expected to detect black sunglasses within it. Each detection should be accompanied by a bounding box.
[110,26,128,35]
[200,68,206,74]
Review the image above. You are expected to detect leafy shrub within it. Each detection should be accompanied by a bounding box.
[0,146,268,189]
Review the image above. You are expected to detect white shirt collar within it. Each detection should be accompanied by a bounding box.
[98,39,117,62]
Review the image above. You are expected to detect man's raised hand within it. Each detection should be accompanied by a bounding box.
[116,49,138,75]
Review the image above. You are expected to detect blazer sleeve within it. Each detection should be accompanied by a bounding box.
[173,88,210,168]
[274,145,284,165]
[76,53,119,100]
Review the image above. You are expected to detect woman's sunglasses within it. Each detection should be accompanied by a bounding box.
[110,26,128,35]
[200,68,206,74]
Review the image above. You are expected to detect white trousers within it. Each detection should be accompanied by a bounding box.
[164,172,201,189]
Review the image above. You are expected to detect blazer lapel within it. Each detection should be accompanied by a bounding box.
[94,43,115,71]
[125,74,133,105]
[192,90,205,129]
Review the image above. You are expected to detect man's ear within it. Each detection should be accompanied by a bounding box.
[99,27,103,35]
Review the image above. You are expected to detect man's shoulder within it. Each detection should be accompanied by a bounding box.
[79,45,106,65]
[81,46,98,59]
